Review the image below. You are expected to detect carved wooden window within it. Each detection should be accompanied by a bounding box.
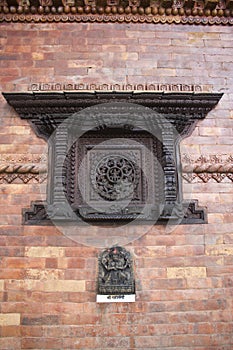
[3,91,222,225]
[64,127,164,221]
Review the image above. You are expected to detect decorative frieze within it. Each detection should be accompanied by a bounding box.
[0,0,233,24]
[182,154,233,183]
[0,154,44,163]
[0,163,47,184]
[0,155,47,184]
[0,154,232,184]
[28,83,207,93]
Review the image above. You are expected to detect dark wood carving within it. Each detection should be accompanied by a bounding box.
[0,0,233,25]
[28,83,203,92]
[64,127,164,222]
[3,91,223,140]
[97,246,135,295]
[2,91,223,225]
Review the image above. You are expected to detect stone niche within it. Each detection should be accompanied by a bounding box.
[3,91,223,225]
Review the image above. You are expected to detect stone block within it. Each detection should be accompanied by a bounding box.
[205,245,233,256]
[25,247,65,258]
[0,313,20,326]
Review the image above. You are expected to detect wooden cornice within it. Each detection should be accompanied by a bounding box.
[3,91,223,139]
[0,0,233,24]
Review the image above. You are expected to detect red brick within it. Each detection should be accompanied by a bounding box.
[0,257,26,269]
[45,258,58,268]
[64,291,95,303]
[0,21,233,350]
[196,322,215,334]
[21,337,63,349]
[62,337,96,349]
[0,247,24,257]
[1,325,21,337]
[145,278,187,290]
[171,334,212,347]
[21,325,43,337]
[166,245,204,257]
[64,269,96,280]
[64,247,98,257]
[0,269,25,279]
[0,338,21,348]
[21,314,59,326]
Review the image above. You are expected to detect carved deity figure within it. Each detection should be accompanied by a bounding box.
[98,246,135,294]
[101,246,130,285]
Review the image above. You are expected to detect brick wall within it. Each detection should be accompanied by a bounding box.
[0,22,233,349]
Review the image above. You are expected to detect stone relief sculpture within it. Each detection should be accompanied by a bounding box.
[97,246,135,295]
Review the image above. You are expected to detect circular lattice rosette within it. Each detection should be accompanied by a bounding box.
[92,155,139,201]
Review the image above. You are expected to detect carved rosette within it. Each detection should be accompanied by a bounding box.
[91,155,139,201]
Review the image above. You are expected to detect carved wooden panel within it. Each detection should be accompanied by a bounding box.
[64,129,164,221]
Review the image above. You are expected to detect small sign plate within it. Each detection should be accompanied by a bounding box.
[96,294,135,303]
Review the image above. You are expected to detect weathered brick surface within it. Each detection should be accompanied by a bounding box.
[0,22,233,349]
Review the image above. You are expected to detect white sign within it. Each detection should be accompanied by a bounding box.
[96,294,135,303]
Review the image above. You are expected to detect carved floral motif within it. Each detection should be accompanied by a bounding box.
[106,0,119,6]
[92,155,139,201]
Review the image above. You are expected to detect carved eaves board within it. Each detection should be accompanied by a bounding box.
[1,1,233,25]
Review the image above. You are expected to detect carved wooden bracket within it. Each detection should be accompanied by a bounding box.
[3,91,223,225]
